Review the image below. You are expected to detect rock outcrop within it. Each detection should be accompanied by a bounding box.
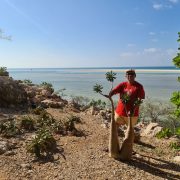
[0,76,27,107]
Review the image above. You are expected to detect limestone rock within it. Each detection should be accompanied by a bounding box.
[141,123,163,137]
[0,76,27,107]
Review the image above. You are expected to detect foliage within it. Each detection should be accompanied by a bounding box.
[89,99,106,109]
[0,67,8,76]
[0,120,21,137]
[170,142,180,150]
[40,82,54,93]
[93,84,103,94]
[156,128,173,139]
[19,116,35,131]
[140,98,173,123]
[175,127,180,136]
[105,71,117,82]
[63,115,81,132]
[23,79,32,84]
[54,88,67,97]
[26,128,56,157]
[70,95,90,107]
[36,111,55,127]
[31,106,46,115]
[171,32,180,120]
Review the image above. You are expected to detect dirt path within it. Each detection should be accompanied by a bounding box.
[0,108,179,179]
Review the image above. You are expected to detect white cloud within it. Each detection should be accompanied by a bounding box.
[149,32,156,35]
[144,48,158,53]
[152,0,178,10]
[169,0,178,3]
[119,48,176,66]
[153,3,163,10]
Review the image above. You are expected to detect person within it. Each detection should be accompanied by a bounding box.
[109,69,145,127]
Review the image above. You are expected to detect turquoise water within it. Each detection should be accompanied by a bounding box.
[8,67,180,101]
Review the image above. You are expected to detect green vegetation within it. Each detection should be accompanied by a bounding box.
[23,79,32,84]
[89,99,106,109]
[156,128,173,139]
[0,120,21,137]
[0,67,8,76]
[40,81,54,93]
[19,116,35,131]
[26,128,56,157]
[170,32,180,120]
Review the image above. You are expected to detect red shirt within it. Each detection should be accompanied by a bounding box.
[111,81,145,117]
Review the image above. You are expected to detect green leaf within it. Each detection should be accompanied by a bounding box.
[105,71,117,82]
[93,84,103,93]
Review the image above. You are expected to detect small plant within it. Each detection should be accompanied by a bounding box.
[19,116,35,131]
[26,128,57,157]
[37,111,55,127]
[31,106,46,115]
[0,120,21,137]
[40,81,54,93]
[54,88,67,97]
[156,128,173,139]
[63,115,81,135]
[170,142,180,150]
[51,121,65,135]
[89,99,106,109]
[23,79,32,84]
[0,67,8,76]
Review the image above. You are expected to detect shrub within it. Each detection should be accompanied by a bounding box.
[26,128,57,157]
[23,79,32,84]
[40,82,54,93]
[0,67,8,76]
[156,128,173,139]
[36,111,55,127]
[0,120,21,137]
[89,99,106,109]
[170,142,180,150]
[19,116,35,131]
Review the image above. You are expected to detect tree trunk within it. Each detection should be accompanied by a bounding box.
[108,98,120,158]
[119,116,134,161]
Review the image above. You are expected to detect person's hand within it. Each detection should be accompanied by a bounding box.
[103,94,109,98]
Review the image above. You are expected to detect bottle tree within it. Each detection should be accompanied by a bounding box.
[170,32,180,121]
[93,71,142,160]
[94,71,120,159]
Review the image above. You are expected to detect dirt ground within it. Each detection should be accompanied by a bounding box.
[0,107,179,180]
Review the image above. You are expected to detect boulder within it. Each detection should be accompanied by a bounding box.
[0,76,27,107]
[40,99,65,108]
[141,123,163,137]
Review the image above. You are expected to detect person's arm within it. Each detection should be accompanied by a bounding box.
[109,82,124,97]
[138,85,145,99]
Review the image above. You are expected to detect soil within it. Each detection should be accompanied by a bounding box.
[0,107,179,180]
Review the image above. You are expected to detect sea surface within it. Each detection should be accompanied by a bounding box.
[8,67,180,101]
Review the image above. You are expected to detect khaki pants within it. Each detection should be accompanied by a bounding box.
[114,112,138,127]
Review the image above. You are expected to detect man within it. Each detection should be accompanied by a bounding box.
[109,69,145,127]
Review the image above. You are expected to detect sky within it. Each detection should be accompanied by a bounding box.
[0,0,180,68]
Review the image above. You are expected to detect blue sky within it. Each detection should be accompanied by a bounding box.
[0,0,180,68]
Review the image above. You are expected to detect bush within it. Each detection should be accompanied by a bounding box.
[0,120,21,137]
[23,79,32,84]
[170,142,180,150]
[0,67,8,76]
[19,116,35,131]
[89,99,106,109]
[26,128,56,157]
[156,128,173,139]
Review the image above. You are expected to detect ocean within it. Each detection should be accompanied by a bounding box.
[8,67,180,101]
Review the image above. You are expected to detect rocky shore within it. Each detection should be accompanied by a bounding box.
[0,75,179,180]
